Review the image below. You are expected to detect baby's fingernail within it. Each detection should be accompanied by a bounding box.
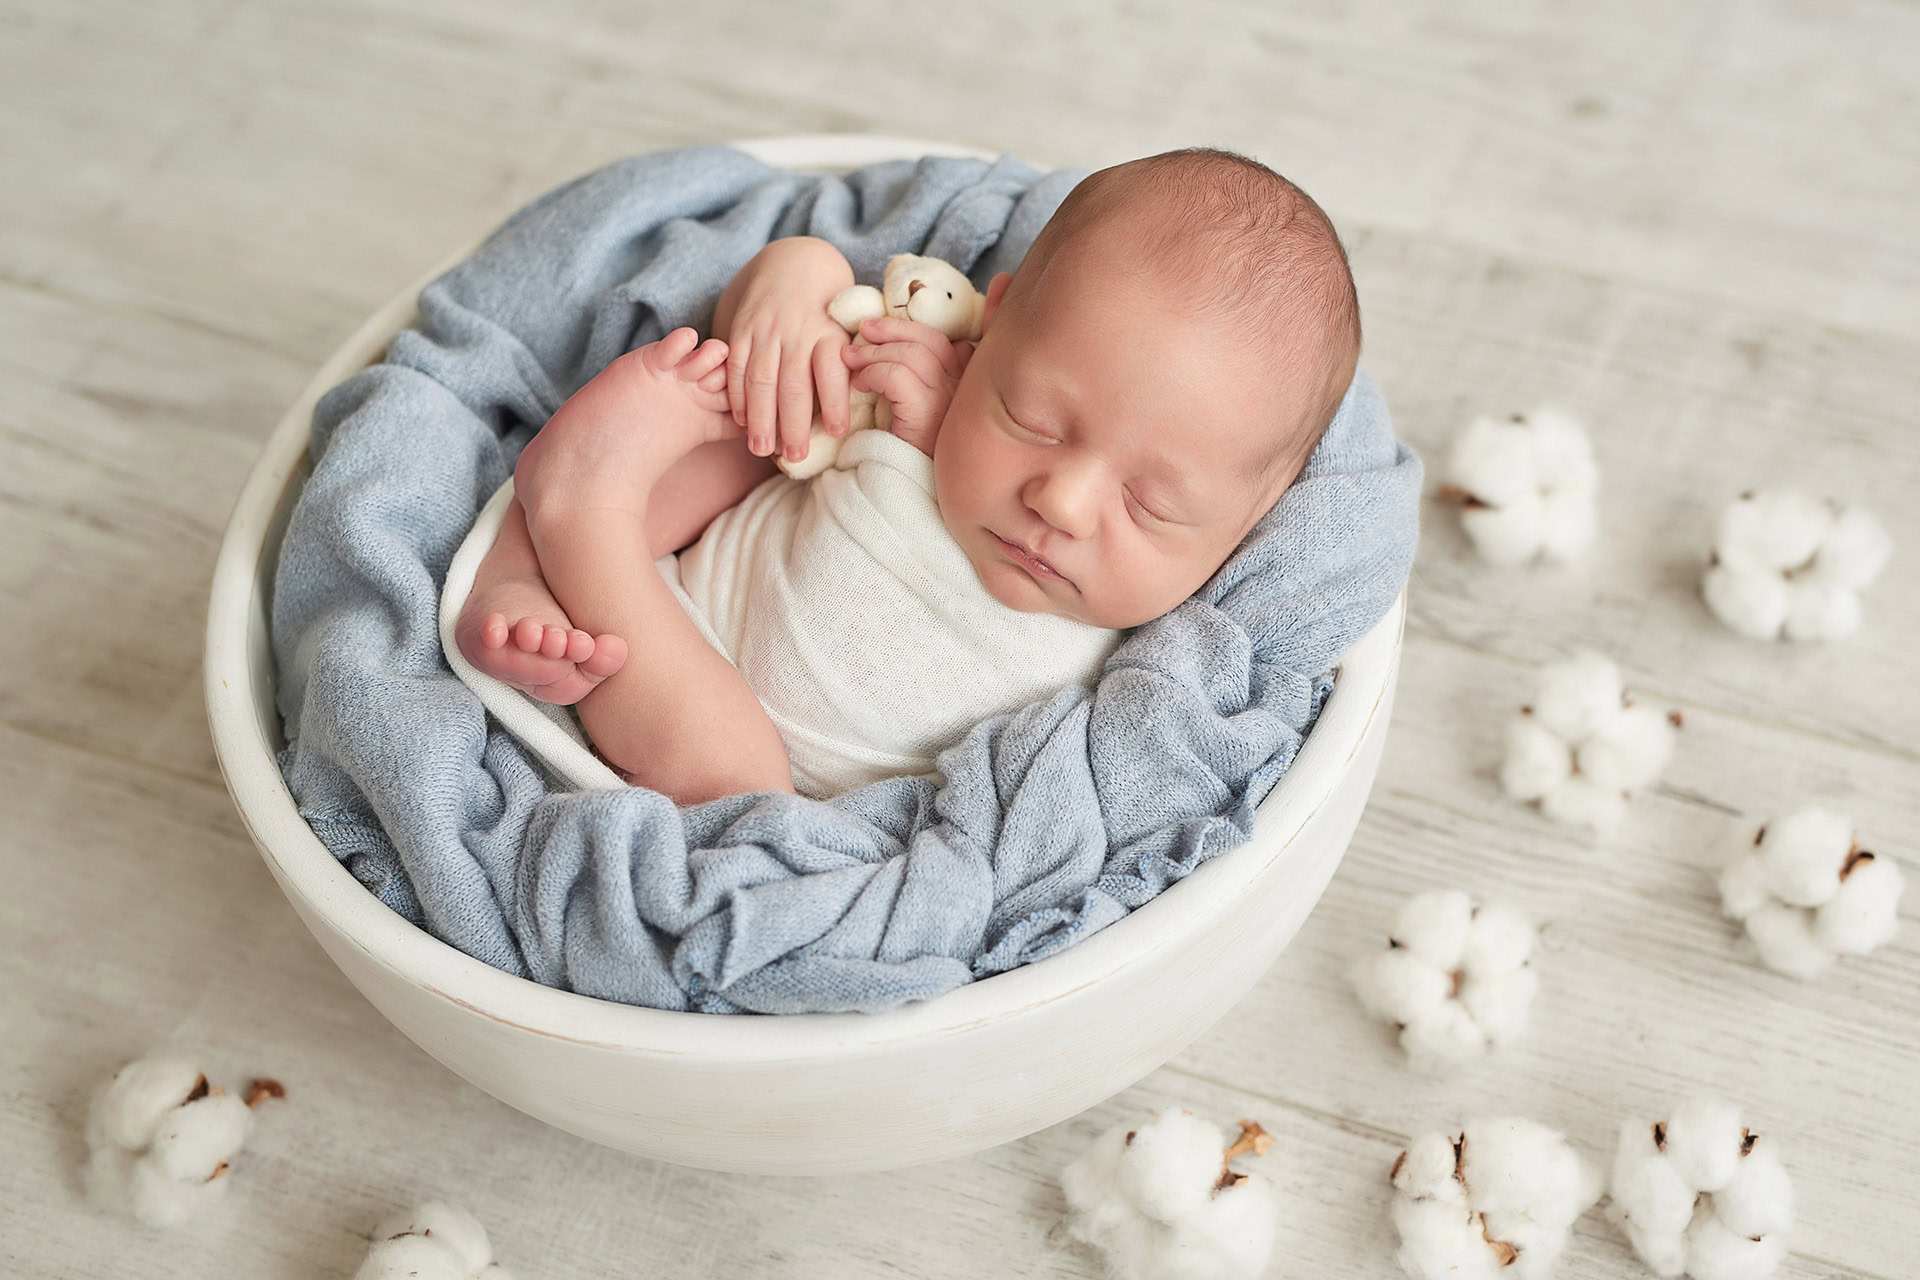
[785,443,803,461]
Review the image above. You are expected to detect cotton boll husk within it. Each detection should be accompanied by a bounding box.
[371,1202,497,1275]
[1683,1209,1787,1280]
[1659,1097,1746,1191]
[1716,491,1832,573]
[1781,580,1861,642]
[1756,808,1854,908]
[1702,564,1788,641]
[1458,968,1538,1045]
[1526,407,1599,494]
[1536,489,1597,561]
[1532,652,1624,742]
[1810,506,1891,589]
[92,1056,205,1151]
[127,1157,229,1230]
[1462,902,1535,973]
[1501,716,1572,801]
[1115,1109,1227,1223]
[1390,1196,1502,1280]
[148,1093,252,1183]
[1461,497,1547,566]
[1576,703,1676,792]
[1448,417,1538,508]
[1813,854,1905,954]
[1540,776,1628,833]
[1742,905,1833,979]
[1350,948,1454,1025]
[1402,1004,1489,1072]
[1394,1131,1468,1203]
[356,1234,471,1280]
[1713,1136,1795,1239]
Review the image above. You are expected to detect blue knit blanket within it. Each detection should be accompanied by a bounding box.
[269,145,1421,1014]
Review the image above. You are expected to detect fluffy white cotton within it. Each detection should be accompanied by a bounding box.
[1060,1109,1279,1280]
[1351,892,1538,1072]
[1391,1117,1600,1280]
[83,1056,270,1229]
[1704,491,1891,641]
[358,1202,512,1280]
[1500,653,1678,833]
[1446,407,1599,565]
[1606,1099,1794,1280]
[1716,809,1906,978]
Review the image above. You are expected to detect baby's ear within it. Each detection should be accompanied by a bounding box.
[981,272,1014,332]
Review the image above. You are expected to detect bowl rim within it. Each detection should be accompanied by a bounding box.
[203,132,1403,1061]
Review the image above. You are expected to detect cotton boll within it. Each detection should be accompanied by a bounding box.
[1457,968,1538,1045]
[1394,1131,1468,1204]
[1660,1097,1745,1192]
[1702,564,1789,641]
[1447,417,1539,508]
[1532,652,1623,743]
[1537,489,1598,561]
[1116,1110,1228,1223]
[91,1057,206,1152]
[1608,1120,1697,1277]
[1501,715,1572,801]
[1756,808,1854,908]
[356,1235,472,1280]
[1809,506,1891,590]
[1167,1176,1280,1280]
[1391,890,1477,970]
[1526,406,1599,495]
[1402,1002,1491,1072]
[1462,1116,1599,1228]
[1577,703,1677,792]
[1461,497,1548,565]
[126,1156,230,1230]
[1539,774,1628,833]
[147,1093,252,1184]
[1716,491,1832,574]
[1713,1136,1795,1240]
[1061,1124,1134,1241]
[371,1203,498,1276]
[1717,854,1771,921]
[1742,905,1833,979]
[1395,1117,1593,1280]
[1683,1210,1787,1280]
[1462,902,1536,973]
[1350,949,1454,1025]
[1813,853,1905,954]
[1390,1197,1502,1280]
[1781,580,1861,642]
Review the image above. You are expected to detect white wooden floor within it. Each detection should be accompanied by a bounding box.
[2,2,1915,1276]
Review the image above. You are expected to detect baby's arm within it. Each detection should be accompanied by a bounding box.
[839,316,975,456]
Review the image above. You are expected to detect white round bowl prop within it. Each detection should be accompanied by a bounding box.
[204,135,1405,1176]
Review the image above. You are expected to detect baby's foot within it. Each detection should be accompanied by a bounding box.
[514,328,738,526]
[455,559,628,706]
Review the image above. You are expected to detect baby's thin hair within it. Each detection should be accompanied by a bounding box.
[1021,147,1362,477]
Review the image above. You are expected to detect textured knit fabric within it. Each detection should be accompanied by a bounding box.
[269,145,1422,1014]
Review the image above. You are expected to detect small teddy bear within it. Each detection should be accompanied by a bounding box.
[776,252,987,480]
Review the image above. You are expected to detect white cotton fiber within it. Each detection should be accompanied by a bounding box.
[1351,892,1538,1071]
[1391,1118,1599,1280]
[1606,1099,1793,1280]
[1704,491,1891,641]
[83,1055,270,1229]
[1717,808,1905,978]
[359,1202,512,1280]
[1446,408,1599,565]
[1060,1110,1279,1280]
[1501,653,1678,832]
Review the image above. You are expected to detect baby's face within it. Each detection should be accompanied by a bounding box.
[934,252,1307,630]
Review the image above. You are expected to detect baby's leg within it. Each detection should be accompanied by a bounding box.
[454,495,629,705]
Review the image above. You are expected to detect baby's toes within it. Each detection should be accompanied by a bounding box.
[641,327,701,373]
[538,624,572,660]
[562,628,595,664]
[511,616,547,653]
[480,613,512,649]
[581,633,627,679]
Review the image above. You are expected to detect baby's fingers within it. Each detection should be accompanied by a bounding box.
[843,339,947,390]
[811,335,851,437]
[777,347,817,462]
[858,317,967,378]
[742,339,781,456]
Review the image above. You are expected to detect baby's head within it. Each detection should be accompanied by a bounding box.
[934,148,1361,629]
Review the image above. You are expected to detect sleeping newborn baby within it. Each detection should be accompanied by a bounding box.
[453,147,1361,805]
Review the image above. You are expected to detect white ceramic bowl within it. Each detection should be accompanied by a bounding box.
[204,135,1404,1176]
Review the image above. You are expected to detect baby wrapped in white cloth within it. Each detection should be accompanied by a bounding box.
[443,427,1121,797]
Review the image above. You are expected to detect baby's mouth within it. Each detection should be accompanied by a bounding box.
[991,531,1066,583]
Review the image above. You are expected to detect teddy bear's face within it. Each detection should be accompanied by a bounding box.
[881,253,983,339]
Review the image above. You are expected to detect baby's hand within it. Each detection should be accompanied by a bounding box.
[841,317,975,458]
[722,241,856,463]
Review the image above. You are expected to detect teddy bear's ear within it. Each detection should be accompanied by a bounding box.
[884,253,925,276]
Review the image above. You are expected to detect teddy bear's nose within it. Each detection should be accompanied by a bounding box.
[907,279,925,297]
